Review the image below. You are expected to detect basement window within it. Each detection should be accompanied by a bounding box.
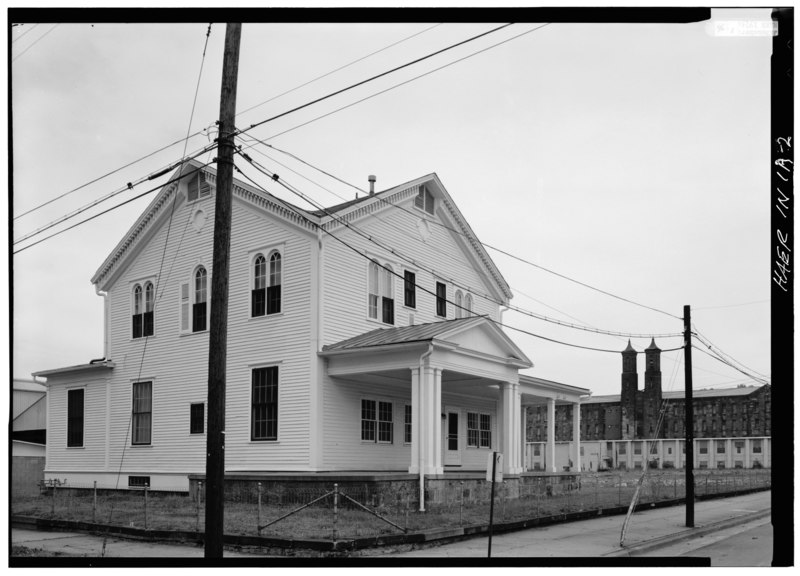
[128,476,150,489]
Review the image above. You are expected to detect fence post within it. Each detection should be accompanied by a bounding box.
[93,481,97,523]
[52,481,56,516]
[257,482,262,536]
[705,475,708,496]
[618,474,622,507]
[594,474,598,509]
[332,483,339,543]
[405,493,409,532]
[501,481,506,520]
[144,484,149,530]
[196,481,202,533]
[459,481,464,526]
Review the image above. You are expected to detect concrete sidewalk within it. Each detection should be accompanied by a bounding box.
[383,491,771,558]
[11,491,770,559]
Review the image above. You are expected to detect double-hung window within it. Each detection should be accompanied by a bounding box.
[132,281,155,338]
[404,405,412,444]
[467,412,491,448]
[268,252,282,314]
[251,367,278,441]
[67,389,84,447]
[252,254,267,317]
[190,403,204,434]
[132,381,152,445]
[367,261,394,324]
[361,399,393,443]
[193,267,208,332]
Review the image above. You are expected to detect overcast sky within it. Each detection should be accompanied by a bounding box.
[10,9,774,398]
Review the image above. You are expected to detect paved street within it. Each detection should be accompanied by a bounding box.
[12,491,771,562]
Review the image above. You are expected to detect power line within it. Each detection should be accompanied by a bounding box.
[237,23,443,118]
[235,157,683,354]
[691,344,769,386]
[693,329,770,381]
[242,136,682,325]
[13,143,218,246]
[12,24,58,63]
[243,23,553,145]
[694,299,769,311]
[239,23,514,138]
[13,164,210,255]
[12,23,39,44]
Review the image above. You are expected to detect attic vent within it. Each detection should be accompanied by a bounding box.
[187,172,212,202]
[415,185,434,215]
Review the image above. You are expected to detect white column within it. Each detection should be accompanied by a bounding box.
[658,440,663,469]
[408,368,420,474]
[512,382,522,473]
[521,402,528,472]
[546,398,556,472]
[726,438,733,469]
[432,368,443,474]
[572,401,581,472]
[744,438,751,468]
[501,382,514,474]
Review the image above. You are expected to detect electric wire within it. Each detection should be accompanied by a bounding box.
[693,329,770,381]
[234,159,684,356]
[12,24,58,62]
[236,23,443,118]
[691,344,770,386]
[13,142,219,246]
[241,23,553,145]
[11,23,39,44]
[13,164,211,255]
[238,23,515,137]
[240,135,683,329]
[14,24,440,222]
[236,149,682,341]
[694,299,770,311]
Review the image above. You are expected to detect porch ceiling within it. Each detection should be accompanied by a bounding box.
[330,367,502,399]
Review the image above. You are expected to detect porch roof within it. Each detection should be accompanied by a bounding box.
[322,316,487,351]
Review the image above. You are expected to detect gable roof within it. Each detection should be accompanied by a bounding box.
[90,163,511,302]
[315,173,513,302]
[321,315,531,367]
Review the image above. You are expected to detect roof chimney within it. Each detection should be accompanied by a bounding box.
[368,174,376,195]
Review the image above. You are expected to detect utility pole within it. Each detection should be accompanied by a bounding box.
[205,22,242,559]
[683,304,694,527]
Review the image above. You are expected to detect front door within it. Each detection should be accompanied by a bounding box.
[444,408,461,466]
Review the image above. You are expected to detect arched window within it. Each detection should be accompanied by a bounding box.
[367,260,394,324]
[132,284,143,338]
[454,290,463,319]
[464,293,473,316]
[193,267,208,332]
[268,252,282,315]
[252,254,267,317]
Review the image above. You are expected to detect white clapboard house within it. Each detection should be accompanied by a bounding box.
[35,160,587,500]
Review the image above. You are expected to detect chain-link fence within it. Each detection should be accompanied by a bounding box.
[12,469,770,542]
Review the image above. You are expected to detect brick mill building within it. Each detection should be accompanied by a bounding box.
[526,339,771,471]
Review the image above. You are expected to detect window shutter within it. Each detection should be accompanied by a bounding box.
[180,282,190,333]
[187,174,199,202]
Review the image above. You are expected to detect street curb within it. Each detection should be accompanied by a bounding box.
[602,508,771,557]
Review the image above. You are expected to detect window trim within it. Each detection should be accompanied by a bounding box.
[251,365,279,442]
[131,380,153,446]
[366,258,395,325]
[66,387,85,448]
[131,277,157,340]
[249,244,286,320]
[361,397,394,444]
[466,411,492,449]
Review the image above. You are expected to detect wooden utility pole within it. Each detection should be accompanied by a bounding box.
[683,304,695,527]
[205,22,242,559]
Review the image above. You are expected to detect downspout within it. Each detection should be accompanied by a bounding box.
[418,342,433,512]
[95,284,109,359]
